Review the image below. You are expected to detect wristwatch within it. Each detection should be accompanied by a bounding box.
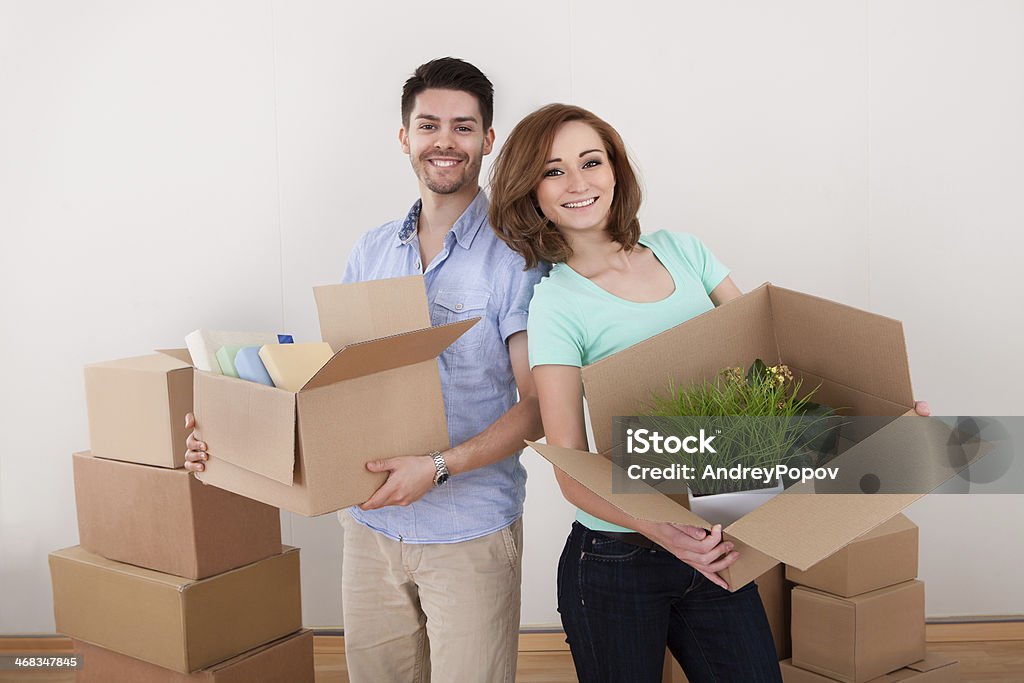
[430,450,450,487]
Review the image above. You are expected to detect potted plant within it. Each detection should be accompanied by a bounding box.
[636,359,841,524]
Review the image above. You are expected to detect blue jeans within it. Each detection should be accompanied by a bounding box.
[558,522,782,683]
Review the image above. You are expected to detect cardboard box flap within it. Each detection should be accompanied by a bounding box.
[156,348,195,366]
[527,441,705,526]
[531,412,983,575]
[726,491,919,571]
[314,275,432,350]
[581,285,779,454]
[858,510,917,540]
[727,416,978,569]
[302,319,478,391]
[768,286,914,408]
[527,440,780,588]
[195,372,297,485]
[719,543,780,591]
[905,654,958,672]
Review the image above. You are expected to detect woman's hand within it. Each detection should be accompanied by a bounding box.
[635,521,738,590]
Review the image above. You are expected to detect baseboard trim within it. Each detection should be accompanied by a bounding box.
[0,636,73,652]
[518,632,569,652]
[925,620,1024,642]
[3,619,1022,655]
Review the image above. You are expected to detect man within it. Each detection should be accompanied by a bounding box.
[186,58,545,682]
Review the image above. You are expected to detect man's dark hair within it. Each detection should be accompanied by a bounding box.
[401,57,494,131]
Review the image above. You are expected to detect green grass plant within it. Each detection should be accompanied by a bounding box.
[640,359,840,494]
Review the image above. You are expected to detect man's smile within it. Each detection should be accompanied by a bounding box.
[427,157,464,168]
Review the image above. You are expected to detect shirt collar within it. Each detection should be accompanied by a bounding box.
[395,189,488,250]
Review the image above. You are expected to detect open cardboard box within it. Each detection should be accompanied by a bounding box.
[160,276,476,516]
[530,284,978,590]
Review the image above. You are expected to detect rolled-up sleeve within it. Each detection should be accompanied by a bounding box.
[497,255,548,343]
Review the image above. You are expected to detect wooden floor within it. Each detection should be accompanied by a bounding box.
[2,633,1022,682]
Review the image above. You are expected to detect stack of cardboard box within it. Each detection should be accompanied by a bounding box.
[48,353,314,682]
[47,277,474,680]
[663,517,960,683]
[780,514,961,682]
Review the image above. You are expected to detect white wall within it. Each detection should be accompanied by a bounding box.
[1,1,1021,633]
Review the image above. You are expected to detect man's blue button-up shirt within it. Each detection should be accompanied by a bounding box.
[341,190,546,543]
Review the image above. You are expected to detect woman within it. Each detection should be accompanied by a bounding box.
[488,103,783,682]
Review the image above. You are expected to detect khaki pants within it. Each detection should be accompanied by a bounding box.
[340,513,523,683]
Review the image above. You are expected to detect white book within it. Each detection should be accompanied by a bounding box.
[185,330,281,373]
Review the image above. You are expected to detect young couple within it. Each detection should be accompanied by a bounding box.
[186,57,928,682]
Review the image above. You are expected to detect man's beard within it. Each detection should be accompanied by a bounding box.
[415,149,482,195]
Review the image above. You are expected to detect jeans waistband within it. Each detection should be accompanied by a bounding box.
[593,529,664,551]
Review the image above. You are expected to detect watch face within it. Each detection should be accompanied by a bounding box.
[436,472,450,486]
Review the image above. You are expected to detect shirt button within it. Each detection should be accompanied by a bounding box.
[415,260,422,269]
[455,303,463,311]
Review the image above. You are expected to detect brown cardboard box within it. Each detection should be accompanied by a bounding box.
[50,546,302,673]
[780,653,960,682]
[161,276,476,516]
[529,284,979,591]
[791,580,926,683]
[786,514,918,597]
[757,563,795,660]
[74,629,314,682]
[84,353,193,468]
[780,659,832,683]
[73,451,281,579]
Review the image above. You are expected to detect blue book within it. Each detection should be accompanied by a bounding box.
[235,346,275,386]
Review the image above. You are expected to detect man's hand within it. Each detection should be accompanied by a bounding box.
[914,401,930,416]
[359,454,438,511]
[183,412,208,474]
[637,521,738,590]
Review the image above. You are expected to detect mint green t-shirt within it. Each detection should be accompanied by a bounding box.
[527,230,730,532]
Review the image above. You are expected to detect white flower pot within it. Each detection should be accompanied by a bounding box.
[687,480,785,527]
